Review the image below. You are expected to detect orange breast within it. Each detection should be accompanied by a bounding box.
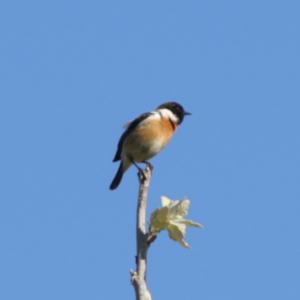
[139,117,175,144]
[123,116,176,162]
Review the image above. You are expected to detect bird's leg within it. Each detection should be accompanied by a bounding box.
[130,159,147,181]
[142,161,153,171]
[131,160,143,172]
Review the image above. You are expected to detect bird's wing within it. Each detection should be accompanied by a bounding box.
[112,112,153,162]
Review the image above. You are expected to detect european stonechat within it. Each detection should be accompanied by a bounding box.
[109,101,191,190]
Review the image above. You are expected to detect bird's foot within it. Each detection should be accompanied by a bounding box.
[142,161,153,171]
[131,159,147,182]
[138,161,153,183]
[131,159,153,183]
[138,168,147,182]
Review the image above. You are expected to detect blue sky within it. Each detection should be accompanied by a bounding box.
[0,0,299,299]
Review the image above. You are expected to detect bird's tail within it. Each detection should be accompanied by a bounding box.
[110,163,123,190]
[110,161,131,190]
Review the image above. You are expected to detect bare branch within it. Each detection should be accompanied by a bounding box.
[130,165,153,300]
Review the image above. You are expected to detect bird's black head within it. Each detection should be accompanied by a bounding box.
[157,101,191,124]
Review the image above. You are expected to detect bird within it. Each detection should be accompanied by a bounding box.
[109,101,191,190]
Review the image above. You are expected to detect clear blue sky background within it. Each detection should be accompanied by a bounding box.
[0,1,299,299]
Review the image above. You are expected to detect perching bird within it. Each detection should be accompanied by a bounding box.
[109,101,191,190]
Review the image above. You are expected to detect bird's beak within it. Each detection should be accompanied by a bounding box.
[184,111,192,116]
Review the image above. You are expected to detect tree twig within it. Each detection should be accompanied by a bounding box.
[130,165,154,300]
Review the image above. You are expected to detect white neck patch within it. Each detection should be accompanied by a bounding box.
[156,108,179,123]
